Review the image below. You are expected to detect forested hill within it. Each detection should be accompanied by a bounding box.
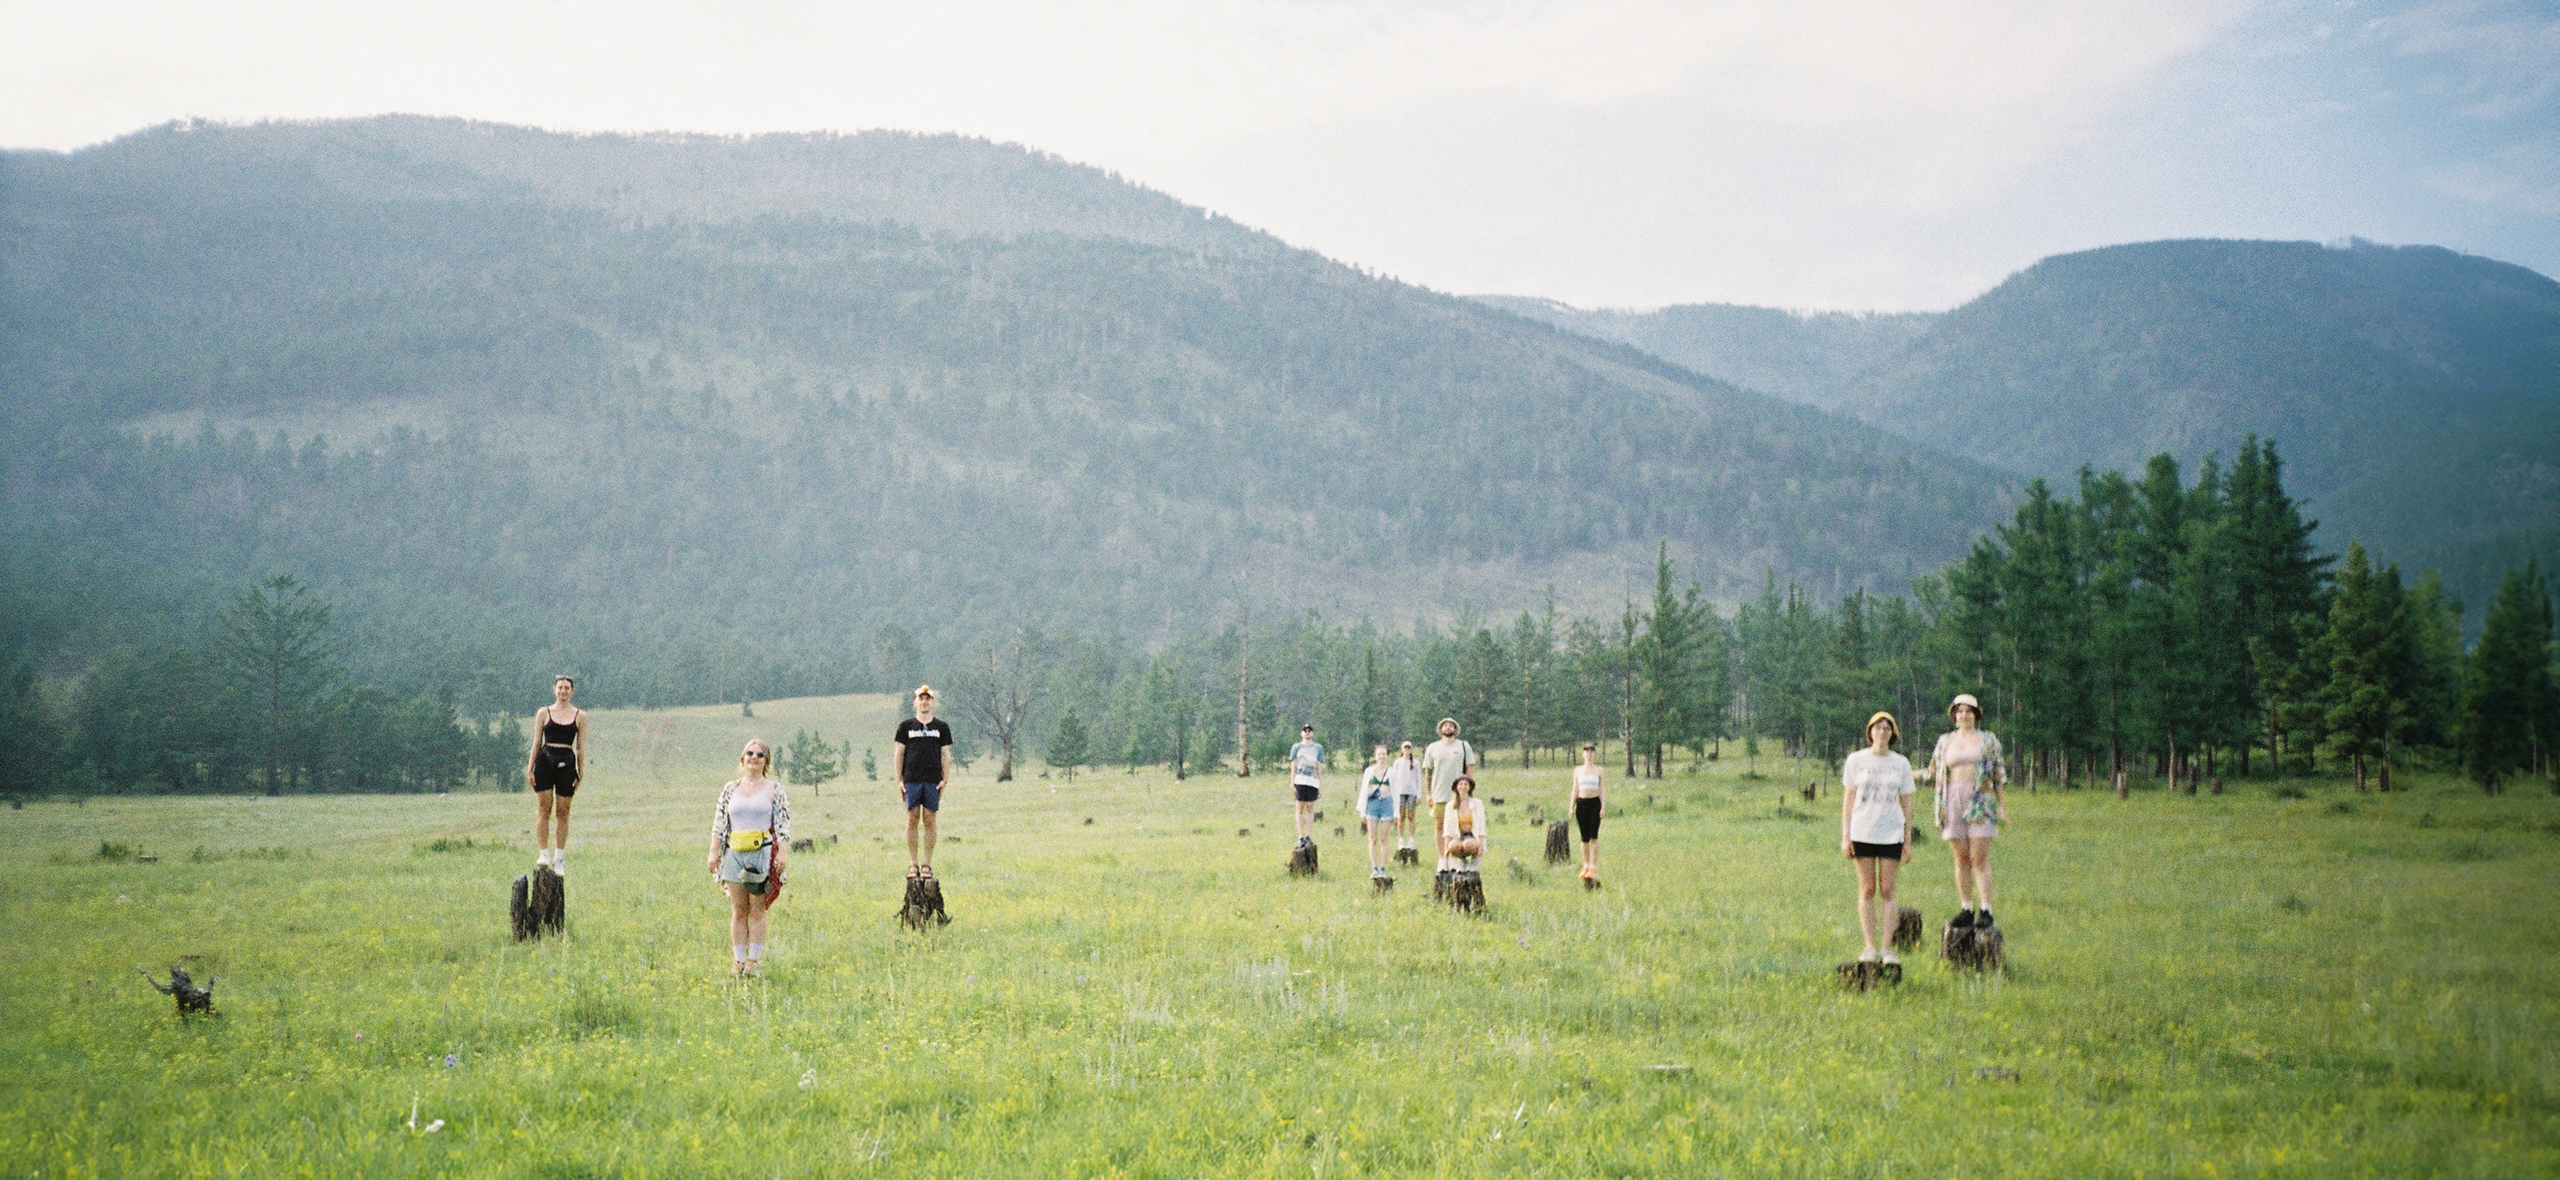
[1854,239,2560,500]
[1472,296,1938,414]
[0,118,2013,712]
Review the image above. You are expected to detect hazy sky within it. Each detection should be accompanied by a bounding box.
[6,0,2553,309]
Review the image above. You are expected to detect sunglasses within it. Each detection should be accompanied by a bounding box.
[745,750,769,759]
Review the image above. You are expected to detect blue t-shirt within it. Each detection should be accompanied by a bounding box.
[1287,740,1324,785]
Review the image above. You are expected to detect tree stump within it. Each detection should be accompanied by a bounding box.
[1544,821,1571,864]
[1288,842,1319,876]
[899,875,950,929]
[1892,906,1924,951]
[1801,781,1817,801]
[513,867,566,940]
[510,874,534,940]
[1835,960,1901,992]
[1941,919,2005,971]
[1447,870,1484,914]
[1394,846,1419,866]
[1371,875,1394,894]
[1433,869,1453,901]
[139,964,218,1017]
[1583,871,1600,891]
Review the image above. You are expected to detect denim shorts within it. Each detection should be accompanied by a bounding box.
[903,781,943,812]
[1361,790,1397,822]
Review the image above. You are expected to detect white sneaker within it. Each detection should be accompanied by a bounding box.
[1881,948,1901,966]
[550,853,566,877]
[535,849,551,870]
[1858,948,1880,963]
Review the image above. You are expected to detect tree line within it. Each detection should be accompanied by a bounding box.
[0,576,524,795]
[6,443,2552,798]
[982,441,2556,795]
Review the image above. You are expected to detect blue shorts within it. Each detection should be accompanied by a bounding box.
[1361,791,1396,822]
[903,781,942,812]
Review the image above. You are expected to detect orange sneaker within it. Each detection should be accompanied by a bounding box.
[1578,864,1596,882]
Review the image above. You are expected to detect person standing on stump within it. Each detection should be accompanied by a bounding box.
[1439,773,1488,871]
[707,740,790,977]
[1569,742,1605,883]
[1286,724,1325,851]
[525,676,586,877]
[1420,718,1478,859]
[1359,745,1397,882]
[893,686,955,880]
[1387,740,1424,859]
[1928,693,2008,930]
[1840,711,1915,967]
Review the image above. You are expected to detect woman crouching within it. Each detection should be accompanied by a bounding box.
[1839,711,1914,967]
[707,740,791,977]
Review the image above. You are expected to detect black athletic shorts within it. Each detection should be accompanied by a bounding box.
[1575,795,1603,842]
[1851,840,1904,860]
[534,746,580,796]
[1293,782,1320,804]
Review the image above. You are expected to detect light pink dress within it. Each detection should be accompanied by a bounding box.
[1933,731,2002,841]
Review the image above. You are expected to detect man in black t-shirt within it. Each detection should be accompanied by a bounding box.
[893,685,955,878]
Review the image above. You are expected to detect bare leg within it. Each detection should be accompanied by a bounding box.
[535,790,556,853]
[552,796,573,851]
[1950,830,1974,909]
[1295,800,1314,840]
[724,883,754,967]
[1855,857,1881,954]
[1582,839,1598,874]
[748,892,771,950]
[1966,838,1994,910]
[1368,817,1389,868]
[905,807,922,872]
[919,809,939,869]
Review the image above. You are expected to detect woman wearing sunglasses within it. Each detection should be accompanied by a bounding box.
[706,740,791,977]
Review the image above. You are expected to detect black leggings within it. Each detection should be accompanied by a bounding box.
[1575,796,1603,842]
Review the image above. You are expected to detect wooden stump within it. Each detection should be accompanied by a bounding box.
[139,964,219,1017]
[1433,869,1453,901]
[1582,872,1600,892]
[531,866,566,937]
[1941,920,2005,971]
[1447,870,1485,914]
[1371,875,1394,894]
[1891,906,1924,951]
[1394,846,1419,867]
[513,867,566,940]
[1544,821,1571,864]
[510,874,535,941]
[1835,960,1902,992]
[1288,842,1319,877]
[899,876,951,929]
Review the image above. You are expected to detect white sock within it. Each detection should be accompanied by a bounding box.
[551,850,564,868]
[732,944,747,963]
[748,942,764,961]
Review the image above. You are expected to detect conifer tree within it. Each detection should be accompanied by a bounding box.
[2316,544,2406,791]
[2461,563,2554,793]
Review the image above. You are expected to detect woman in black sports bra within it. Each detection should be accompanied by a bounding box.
[526,676,586,875]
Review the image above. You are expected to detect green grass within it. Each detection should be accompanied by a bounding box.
[5,695,2558,1176]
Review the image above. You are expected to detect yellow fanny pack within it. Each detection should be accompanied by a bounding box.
[729,829,770,853]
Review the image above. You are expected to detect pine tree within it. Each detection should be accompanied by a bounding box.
[1047,709,1089,782]
[218,575,339,795]
[2315,544,2406,791]
[2461,563,2554,793]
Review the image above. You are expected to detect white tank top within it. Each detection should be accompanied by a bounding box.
[1573,765,1602,797]
[728,782,775,833]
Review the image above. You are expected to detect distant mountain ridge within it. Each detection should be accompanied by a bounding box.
[56,115,1277,254]
[1474,296,1937,413]
[0,117,2014,708]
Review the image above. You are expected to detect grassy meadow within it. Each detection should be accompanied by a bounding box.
[4,693,2557,1177]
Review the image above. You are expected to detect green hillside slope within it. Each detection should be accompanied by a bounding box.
[1854,238,2560,499]
[2319,400,2560,629]
[1474,296,1937,412]
[0,118,2014,710]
